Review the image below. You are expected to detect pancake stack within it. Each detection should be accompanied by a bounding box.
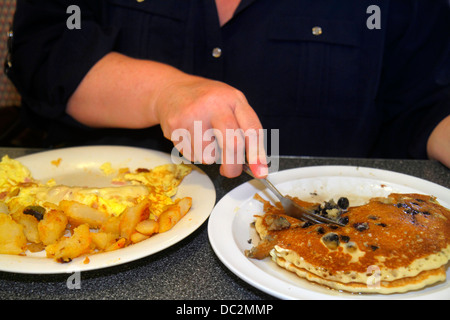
[246,193,450,294]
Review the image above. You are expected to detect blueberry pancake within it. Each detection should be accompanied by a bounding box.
[246,193,450,294]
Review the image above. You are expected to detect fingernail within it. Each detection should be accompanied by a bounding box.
[255,165,268,178]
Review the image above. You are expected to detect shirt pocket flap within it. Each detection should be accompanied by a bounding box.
[108,0,187,21]
[269,16,359,47]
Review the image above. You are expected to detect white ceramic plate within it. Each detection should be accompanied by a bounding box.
[208,166,450,300]
[0,146,216,274]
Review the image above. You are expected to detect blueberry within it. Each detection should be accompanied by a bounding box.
[353,222,369,232]
[322,233,340,250]
[337,197,349,210]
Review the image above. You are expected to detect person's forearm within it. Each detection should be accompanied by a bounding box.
[66,52,186,129]
[427,115,450,168]
[66,51,268,178]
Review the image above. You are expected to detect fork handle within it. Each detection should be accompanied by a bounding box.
[242,163,284,202]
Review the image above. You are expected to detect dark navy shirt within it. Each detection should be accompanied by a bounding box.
[8,0,450,159]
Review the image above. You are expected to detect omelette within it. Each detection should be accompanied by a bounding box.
[0,155,192,261]
[0,155,191,217]
[246,193,450,294]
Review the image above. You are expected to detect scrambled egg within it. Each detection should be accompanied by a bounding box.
[117,164,192,197]
[0,155,33,194]
[0,155,192,218]
[100,162,115,175]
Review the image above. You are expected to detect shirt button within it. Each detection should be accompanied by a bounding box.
[212,47,222,58]
[312,26,323,36]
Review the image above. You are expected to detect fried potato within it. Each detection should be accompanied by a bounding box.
[46,224,92,262]
[157,197,192,233]
[158,205,181,233]
[101,216,121,237]
[119,200,150,241]
[105,237,127,252]
[130,232,149,243]
[91,232,118,251]
[0,214,27,255]
[10,211,40,244]
[38,209,68,246]
[135,219,159,236]
[176,197,192,217]
[59,200,109,228]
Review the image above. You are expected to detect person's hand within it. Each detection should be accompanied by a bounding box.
[427,114,450,168]
[153,75,268,178]
[67,52,267,178]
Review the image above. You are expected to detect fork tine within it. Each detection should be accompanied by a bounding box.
[289,201,345,226]
[305,212,344,226]
[298,212,323,225]
[291,200,344,227]
[242,163,345,226]
[284,197,346,226]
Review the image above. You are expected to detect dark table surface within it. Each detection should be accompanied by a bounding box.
[0,147,449,300]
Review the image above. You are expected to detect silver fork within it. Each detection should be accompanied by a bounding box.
[243,164,344,226]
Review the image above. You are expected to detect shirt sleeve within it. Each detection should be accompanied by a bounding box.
[7,0,118,120]
[372,0,450,160]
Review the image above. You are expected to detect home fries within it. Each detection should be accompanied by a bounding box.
[0,155,193,263]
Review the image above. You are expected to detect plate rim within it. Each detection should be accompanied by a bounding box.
[0,145,216,274]
[208,165,450,300]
